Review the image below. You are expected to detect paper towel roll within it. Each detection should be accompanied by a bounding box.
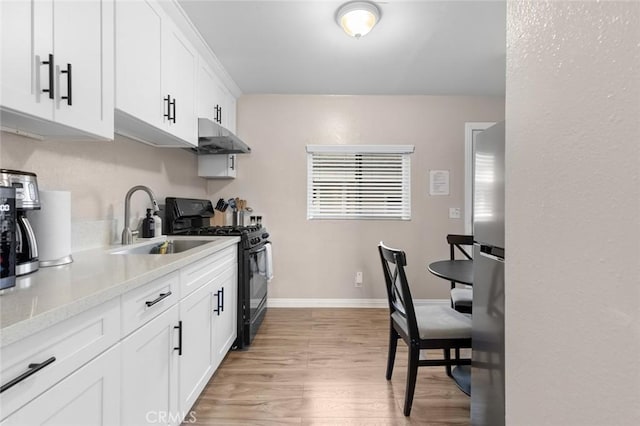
[30,190,73,267]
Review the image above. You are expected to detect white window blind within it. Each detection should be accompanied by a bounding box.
[306,145,414,220]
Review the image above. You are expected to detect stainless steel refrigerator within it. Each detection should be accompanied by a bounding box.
[471,121,505,426]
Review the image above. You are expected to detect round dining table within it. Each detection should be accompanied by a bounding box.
[427,259,474,286]
[427,258,474,396]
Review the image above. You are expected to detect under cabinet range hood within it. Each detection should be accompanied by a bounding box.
[192,118,251,154]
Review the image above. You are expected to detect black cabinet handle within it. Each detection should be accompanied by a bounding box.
[42,54,54,99]
[213,289,222,315]
[174,321,182,356]
[230,155,235,171]
[60,63,72,106]
[0,357,56,393]
[220,286,224,312]
[145,291,172,307]
[164,95,171,121]
[170,98,176,123]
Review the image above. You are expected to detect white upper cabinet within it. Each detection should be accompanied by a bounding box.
[115,0,197,147]
[114,0,163,130]
[0,0,114,140]
[197,56,237,133]
[197,58,223,124]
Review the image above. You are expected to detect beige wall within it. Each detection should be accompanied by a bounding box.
[506,1,639,424]
[0,132,207,242]
[207,95,505,301]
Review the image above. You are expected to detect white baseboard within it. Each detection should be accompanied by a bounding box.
[267,298,449,308]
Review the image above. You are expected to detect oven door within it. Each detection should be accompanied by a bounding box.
[247,243,268,341]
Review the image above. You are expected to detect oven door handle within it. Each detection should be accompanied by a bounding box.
[249,244,268,254]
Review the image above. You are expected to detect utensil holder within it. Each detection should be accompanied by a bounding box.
[233,211,245,226]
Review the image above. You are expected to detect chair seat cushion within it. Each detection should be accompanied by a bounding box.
[392,304,471,340]
[451,287,473,306]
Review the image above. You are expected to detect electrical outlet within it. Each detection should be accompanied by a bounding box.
[449,207,461,219]
[355,271,363,287]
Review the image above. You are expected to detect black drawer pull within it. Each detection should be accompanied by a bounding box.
[220,286,224,312]
[60,63,72,106]
[213,289,221,315]
[174,321,182,356]
[170,98,176,123]
[0,357,56,393]
[42,54,54,99]
[145,291,172,307]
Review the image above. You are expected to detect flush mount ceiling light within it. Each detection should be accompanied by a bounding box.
[336,1,381,38]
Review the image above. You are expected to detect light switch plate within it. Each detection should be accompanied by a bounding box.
[449,207,461,219]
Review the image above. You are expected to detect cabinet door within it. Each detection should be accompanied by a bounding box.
[162,19,197,145]
[53,0,113,139]
[179,280,214,413]
[219,83,237,133]
[212,265,238,370]
[196,58,223,123]
[121,304,180,426]
[0,0,53,120]
[115,0,163,129]
[2,344,121,426]
[198,154,237,179]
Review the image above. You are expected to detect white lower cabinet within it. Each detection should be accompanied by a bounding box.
[178,280,215,414]
[179,246,238,414]
[0,244,239,426]
[1,344,121,426]
[121,303,180,426]
[211,264,238,371]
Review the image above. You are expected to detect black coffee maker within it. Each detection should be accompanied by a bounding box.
[1,186,17,289]
[0,169,40,277]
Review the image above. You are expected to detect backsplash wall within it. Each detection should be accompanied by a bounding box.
[0,131,207,248]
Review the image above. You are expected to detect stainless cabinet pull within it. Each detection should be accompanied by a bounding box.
[60,63,72,105]
[0,357,56,393]
[145,291,172,307]
[174,321,182,355]
[42,54,54,99]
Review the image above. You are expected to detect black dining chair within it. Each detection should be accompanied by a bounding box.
[378,242,472,416]
[447,234,474,314]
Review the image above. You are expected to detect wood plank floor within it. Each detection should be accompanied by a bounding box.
[187,308,470,425]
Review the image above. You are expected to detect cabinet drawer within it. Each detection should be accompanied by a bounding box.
[121,271,179,337]
[180,245,237,298]
[0,297,120,420]
[2,343,121,425]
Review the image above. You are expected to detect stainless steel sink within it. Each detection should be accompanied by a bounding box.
[110,239,214,255]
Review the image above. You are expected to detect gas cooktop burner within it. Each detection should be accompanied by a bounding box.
[182,225,263,236]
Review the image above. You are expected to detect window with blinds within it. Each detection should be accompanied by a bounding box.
[306,145,414,220]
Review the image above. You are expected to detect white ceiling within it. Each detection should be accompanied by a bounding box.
[177,0,506,96]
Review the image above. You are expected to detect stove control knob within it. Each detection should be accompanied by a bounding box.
[262,232,269,239]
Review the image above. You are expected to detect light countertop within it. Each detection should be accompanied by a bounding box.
[0,236,240,347]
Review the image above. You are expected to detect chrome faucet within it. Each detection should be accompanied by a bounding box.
[121,185,160,245]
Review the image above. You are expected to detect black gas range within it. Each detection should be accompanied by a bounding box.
[172,225,269,250]
[165,197,270,349]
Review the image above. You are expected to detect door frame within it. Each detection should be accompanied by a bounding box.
[464,122,496,234]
